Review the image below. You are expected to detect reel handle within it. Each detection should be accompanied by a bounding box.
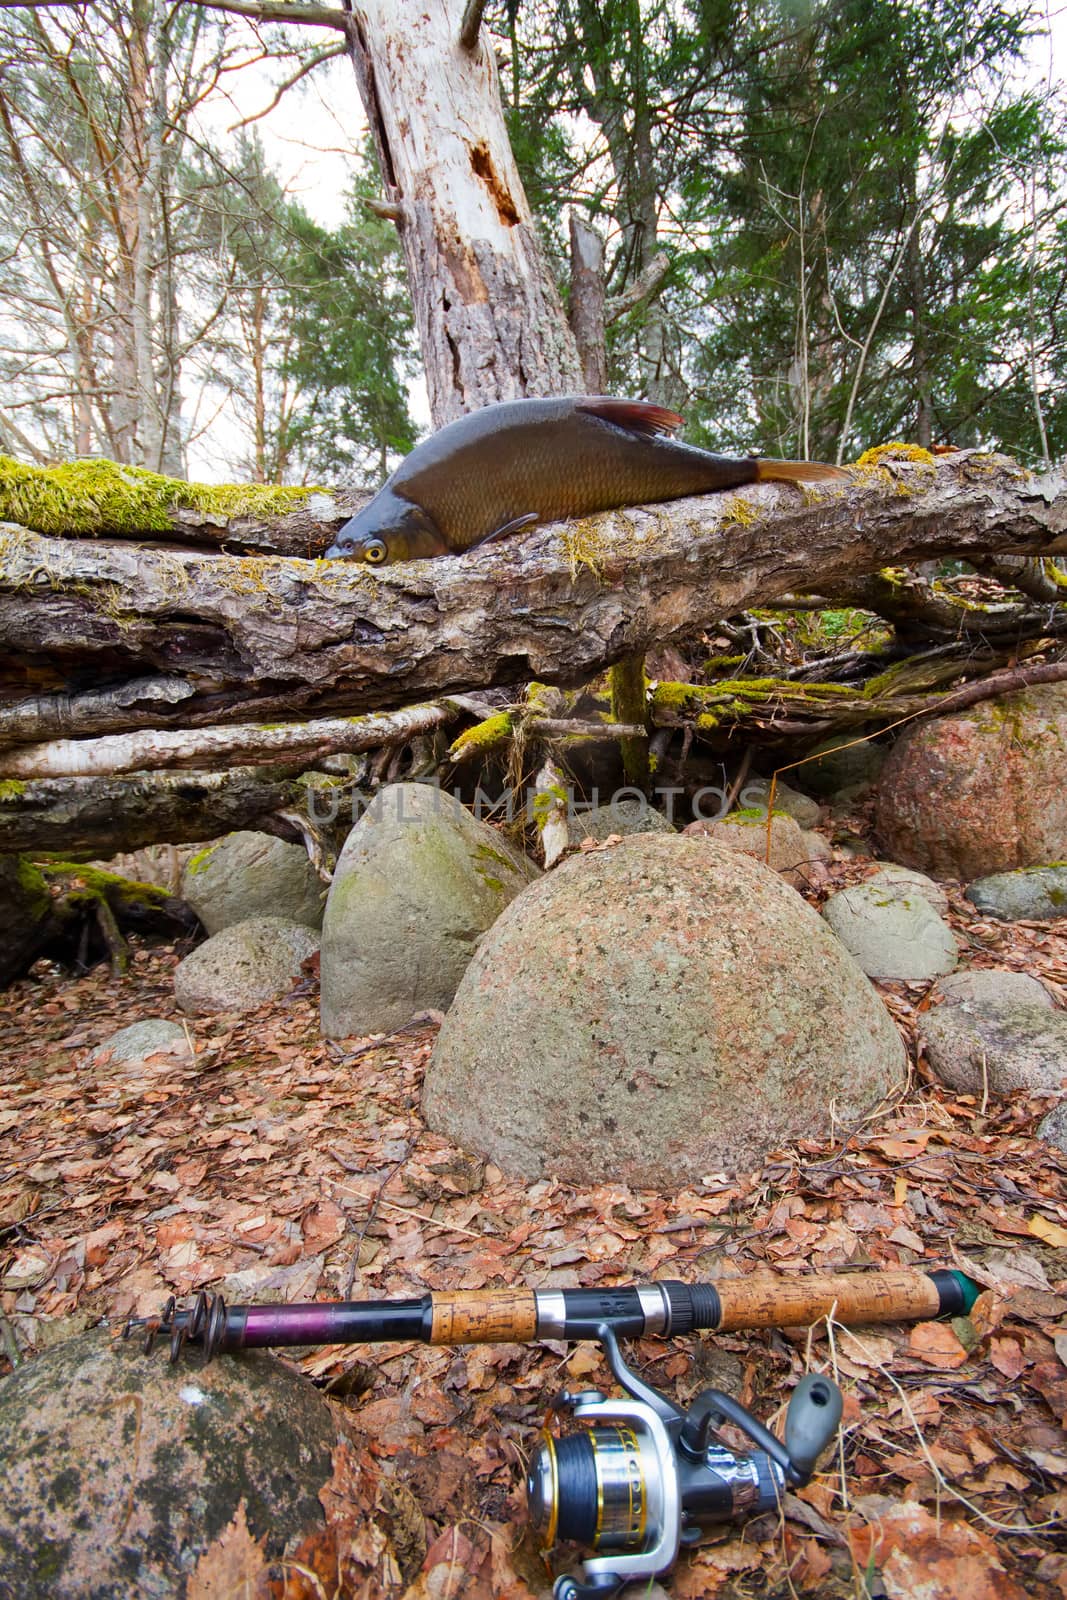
[784,1373,844,1482]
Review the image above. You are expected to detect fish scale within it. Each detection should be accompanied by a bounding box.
[325,396,849,566]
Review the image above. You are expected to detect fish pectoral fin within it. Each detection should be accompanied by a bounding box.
[468,512,540,549]
[576,398,684,437]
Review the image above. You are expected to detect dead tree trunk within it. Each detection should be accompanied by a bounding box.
[347,0,582,421]
[188,0,582,422]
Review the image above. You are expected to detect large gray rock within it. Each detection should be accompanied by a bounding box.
[800,736,886,797]
[875,684,1067,878]
[182,830,325,933]
[0,1330,342,1598]
[424,836,904,1187]
[320,782,538,1038]
[921,970,1067,1098]
[965,864,1067,922]
[175,916,319,1015]
[822,878,958,980]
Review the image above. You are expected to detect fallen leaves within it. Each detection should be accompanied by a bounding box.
[1,912,1065,1599]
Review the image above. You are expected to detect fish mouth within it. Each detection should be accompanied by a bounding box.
[323,542,347,560]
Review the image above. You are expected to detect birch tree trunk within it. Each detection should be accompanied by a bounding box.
[347,0,582,421]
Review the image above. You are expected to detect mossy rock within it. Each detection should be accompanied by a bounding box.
[0,1330,344,1598]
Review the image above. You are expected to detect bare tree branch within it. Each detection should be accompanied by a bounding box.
[182,0,351,30]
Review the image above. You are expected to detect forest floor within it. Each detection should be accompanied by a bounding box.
[1,858,1066,1600]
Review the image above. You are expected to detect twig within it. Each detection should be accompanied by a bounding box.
[329,1177,483,1240]
[339,1137,418,1298]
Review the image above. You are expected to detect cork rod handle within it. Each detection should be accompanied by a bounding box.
[712,1269,943,1331]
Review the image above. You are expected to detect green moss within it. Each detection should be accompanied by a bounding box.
[16,857,50,919]
[449,712,513,758]
[0,454,319,537]
[719,494,761,527]
[560,517,608,577]
[183,846,217,877]
[0,779,28,800]
[531,783,568,830]
[38,861,167,911]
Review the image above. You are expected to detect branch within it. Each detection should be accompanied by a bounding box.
[228,40,348,128]
[458,0,488,51]
[605,250,671,325]
[182,0,352,29]
[2,700,463,779]
[0,765,358,855]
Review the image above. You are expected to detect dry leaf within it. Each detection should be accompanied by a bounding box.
[1028,1213,1067,1250]
[908,1321,970,1369]
[187,1500,270,1600]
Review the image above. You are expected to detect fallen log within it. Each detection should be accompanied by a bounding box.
[0,452,1063,754]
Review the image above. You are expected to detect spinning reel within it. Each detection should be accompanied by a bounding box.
[526,1324,843,1600]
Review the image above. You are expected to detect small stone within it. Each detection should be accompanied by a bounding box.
[89,1019,192,1067]
[866,863,950,914]
[175,916,319,1015]
[573,795,675,840]
[822,882,958,980]
[736,778,823,829]
[965,864,1067,922]
[1038,1100,1067,1154]
[182,830,326,933]
[921,975,1067,1097]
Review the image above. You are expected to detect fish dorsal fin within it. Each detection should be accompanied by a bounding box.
[576,398,684,437]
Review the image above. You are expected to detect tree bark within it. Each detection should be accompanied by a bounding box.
[0,454,1062,755]
[0,765,359,855]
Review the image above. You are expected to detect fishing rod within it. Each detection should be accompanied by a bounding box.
[125,1265,977,1364]
[125,1265,978,1600]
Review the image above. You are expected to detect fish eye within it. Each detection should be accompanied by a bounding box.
[363,540,387,565]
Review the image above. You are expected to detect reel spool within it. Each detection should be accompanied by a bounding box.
[527,1325,842,1600]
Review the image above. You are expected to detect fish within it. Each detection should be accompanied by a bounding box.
[323,396,849,566]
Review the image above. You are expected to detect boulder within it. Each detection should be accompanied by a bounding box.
[574,795,676,840]
[738,778,823,829]
[684,810,824,887]
[921,970,1067,1098]
[175,916,319,1015]
[875,684,1067,879]
[424,836,904,1187]
[320,783,538,1038]
[799,735,886,797]
[182,831,325,933]
[684,809,798,865]
[0,1330,343,1598]
[965,864,1067,922]
[822,878,958,981]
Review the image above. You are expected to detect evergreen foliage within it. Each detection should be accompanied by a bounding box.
[498,0,1066,465]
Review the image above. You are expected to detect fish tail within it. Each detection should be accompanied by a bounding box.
[754,458,851,485]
